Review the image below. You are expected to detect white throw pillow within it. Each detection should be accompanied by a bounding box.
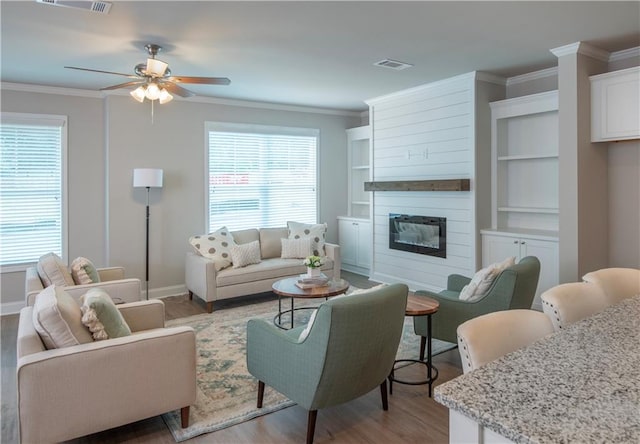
[230,240,262,268]
[70,256,101,285]
[281,237,312,259]
[287,221,327,257]
[189,226,236,271]
[459,265,498,301]
[32,285,93,349]
[298,309,318,342]
[496,256,516,272]
[37,252,75,287]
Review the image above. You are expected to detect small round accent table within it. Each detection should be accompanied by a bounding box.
[389,294,440,397]
[271,277,350,329]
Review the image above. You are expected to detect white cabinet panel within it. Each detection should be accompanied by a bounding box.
[591,67,640,142]
[338,217,371,275]
[482,231,558,310]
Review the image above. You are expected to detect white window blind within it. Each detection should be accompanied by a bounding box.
[206,123,319,231]
[0,113,67,267]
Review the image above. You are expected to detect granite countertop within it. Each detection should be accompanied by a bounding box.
[435,295,640,444]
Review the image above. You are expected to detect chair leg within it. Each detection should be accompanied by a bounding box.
[188,290,193,300]
[420,336,426,361]
[307,410,318,444]
[380,379,389,411]
[181,406,190,428]
[206,301,214,313]
[257,381,265,408]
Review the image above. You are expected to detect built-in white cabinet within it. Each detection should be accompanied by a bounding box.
[481,230,558,311]
[346,125,371,218]
[337,216,371,275]
[591,66,640,142]
[490,90,559,235]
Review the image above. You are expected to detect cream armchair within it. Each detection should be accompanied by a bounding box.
[17,299,196,443]
[25,265,142,306]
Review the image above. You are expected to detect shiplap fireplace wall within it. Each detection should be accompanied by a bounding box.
[365,72,505,292]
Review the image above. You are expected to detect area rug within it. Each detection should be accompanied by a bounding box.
[161,291,455,442]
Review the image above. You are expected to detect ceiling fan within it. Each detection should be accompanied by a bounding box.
[65,43,230,104]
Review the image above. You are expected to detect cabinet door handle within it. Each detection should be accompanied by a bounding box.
[513,240,518,244]
[520,241,525,245]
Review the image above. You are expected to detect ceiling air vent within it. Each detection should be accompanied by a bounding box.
[36,0,112,14]
[373,59,413,71]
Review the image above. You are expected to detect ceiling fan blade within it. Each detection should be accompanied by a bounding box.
[162,82,195,98]
[64,66,138,78]
[100,81,144,91]
[167,76,231,85]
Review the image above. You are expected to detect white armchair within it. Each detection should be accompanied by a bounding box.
[25,265,142,306]
[17,299,196,443]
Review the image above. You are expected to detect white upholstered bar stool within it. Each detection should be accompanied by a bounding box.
[582,268,640,305]
[541,282,609,331]
[457,309,554,374]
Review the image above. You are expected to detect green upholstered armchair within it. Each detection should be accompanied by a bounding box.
[246,283,408,444]
[413,256,540,352]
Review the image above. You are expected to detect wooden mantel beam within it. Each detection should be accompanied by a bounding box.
[364,179,470,192]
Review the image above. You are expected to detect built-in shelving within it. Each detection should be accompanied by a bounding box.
[346,125,371,219]
[490,90,559,234]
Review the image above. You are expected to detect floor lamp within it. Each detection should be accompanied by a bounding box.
[133,168,163,299]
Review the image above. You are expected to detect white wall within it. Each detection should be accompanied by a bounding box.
[608,141,640,267]
[366,73,501,291]
[0,88,359,309]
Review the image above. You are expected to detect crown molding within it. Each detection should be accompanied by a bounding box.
[609,46,640,63]
[550,42,610,62]
[507,66,558,86]
[1,82,103,98]
[1,82,363,117]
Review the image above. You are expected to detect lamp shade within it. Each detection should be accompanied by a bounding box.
[133,168,163,188]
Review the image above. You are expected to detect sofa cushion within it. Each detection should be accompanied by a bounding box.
[70,256,101,285]
[189,226,236,271]
[37,252,75,287]
[287,221,327,256]
[217,257,334,287]
[259,227,288,259]
[32,285,93,349]
[80,288,132,340]
[281,238,312,259]
[231,240,262,268]
[231,228,260,245]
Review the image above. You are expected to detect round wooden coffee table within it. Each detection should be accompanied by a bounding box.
[272,277,350,329]
[389,294,440,397]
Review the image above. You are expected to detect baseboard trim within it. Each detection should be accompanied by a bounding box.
[148,284,188,300]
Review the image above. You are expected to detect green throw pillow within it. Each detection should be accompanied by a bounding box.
[80,288,131,340]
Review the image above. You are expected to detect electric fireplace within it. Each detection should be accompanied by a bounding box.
[389,214,446,258]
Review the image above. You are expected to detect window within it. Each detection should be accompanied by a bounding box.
[206,122,319,231]
[0,113,67,269]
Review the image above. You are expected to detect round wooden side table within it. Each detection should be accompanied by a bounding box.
[271,277,350,329]
[389,294,440,397]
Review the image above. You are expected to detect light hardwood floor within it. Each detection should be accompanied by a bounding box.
[2,272,462,443]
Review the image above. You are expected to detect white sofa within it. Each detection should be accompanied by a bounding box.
[186,227,341,312]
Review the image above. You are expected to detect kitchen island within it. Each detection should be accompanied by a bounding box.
[435,295,640,443]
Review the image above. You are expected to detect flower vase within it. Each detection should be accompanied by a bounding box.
[307,267,320,278]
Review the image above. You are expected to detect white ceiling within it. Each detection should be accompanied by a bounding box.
[1,1,639,112]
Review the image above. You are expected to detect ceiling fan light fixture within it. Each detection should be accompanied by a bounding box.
[145,82,161,100]
[146,58,168,77]
[130,85,146,103]
[159,88,173,104]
